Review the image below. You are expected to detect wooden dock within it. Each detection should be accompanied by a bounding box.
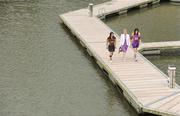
[60,0,180,115]
[142,41,180,49]
[140,41,180,55]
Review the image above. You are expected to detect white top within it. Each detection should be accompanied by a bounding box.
[120,34,131,46]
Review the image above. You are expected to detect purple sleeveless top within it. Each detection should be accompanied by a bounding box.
[133,34,140,41]
[132,33,140,48]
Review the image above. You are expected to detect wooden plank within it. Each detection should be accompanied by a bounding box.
[158,96,180,111]
[135,92,173,98]
[168,102,180,113]
[177,110,180,115]
[121,76,166,81]
[144,93,180,108]
[131,87,172,91]
[133,89,178,94]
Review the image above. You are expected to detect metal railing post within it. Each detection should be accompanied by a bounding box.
[168,65,176,88]
[88,3,93,17]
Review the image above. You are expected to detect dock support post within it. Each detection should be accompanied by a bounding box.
[168,65,176,88]
[88,3,93,17]
[87,49,93,56]
[98,8,106,19]
[118,10,128,15]
[152,0,160,4]
[139,4,148,8]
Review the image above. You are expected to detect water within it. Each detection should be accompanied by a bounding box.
[146,49,180,85]
[104,2,180,42]
[0,0,139,116]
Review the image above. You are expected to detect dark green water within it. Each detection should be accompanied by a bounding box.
[0,0,140,116]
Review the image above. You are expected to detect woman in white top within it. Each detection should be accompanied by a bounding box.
[119,29,131,61]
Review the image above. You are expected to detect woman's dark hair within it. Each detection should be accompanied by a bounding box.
[134,28,139,35]
[108,32,114,38]
[110,32,114,36]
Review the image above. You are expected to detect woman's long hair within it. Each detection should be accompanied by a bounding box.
[134,28,139,35]
[109,32,114,37]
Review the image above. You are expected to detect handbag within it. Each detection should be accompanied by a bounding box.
[119,46,122,53]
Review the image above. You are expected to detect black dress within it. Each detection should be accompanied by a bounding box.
[107,36,116,52]
[108,44,115,52]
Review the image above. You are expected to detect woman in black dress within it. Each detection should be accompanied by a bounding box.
[106,32,116,61]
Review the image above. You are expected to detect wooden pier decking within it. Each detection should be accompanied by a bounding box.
[140,41,180,55]
[142,41,180,49]
[60,0,180,115]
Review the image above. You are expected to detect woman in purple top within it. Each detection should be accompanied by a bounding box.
[131,28,141,61]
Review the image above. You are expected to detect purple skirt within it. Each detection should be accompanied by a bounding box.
[121,44,128,52]
[132,41,139,48]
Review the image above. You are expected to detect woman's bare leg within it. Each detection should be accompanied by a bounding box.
[134,48,138,61]
[109,52,113,61]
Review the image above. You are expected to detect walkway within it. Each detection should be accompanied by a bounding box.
[142,41,180,49]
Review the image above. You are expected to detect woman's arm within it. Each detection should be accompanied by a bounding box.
[139,33,142,44]
[106,38,108,49]
[120,34,125,46]
[114,37,117,48]
[120,34,122,46]
[128,35,131,47]
[130,33,134,42]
